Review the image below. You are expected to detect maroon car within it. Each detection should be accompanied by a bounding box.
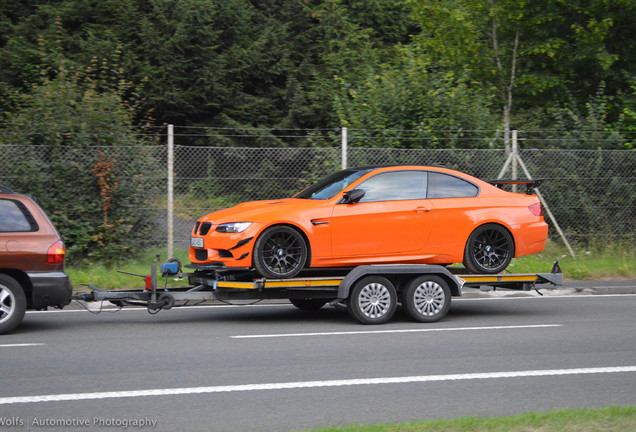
[0,186,72,333]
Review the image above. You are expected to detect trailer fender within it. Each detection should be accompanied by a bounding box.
[337,264,462,300]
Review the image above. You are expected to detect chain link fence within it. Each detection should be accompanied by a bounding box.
[1,126,635,258]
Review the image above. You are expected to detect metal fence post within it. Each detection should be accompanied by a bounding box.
[167,124,174,258]
[342,127,348,169]
[512,129,518,193]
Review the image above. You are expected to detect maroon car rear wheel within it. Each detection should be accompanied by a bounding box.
[0,274,26,334]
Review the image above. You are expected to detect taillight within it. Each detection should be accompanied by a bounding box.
[46,241,66,264]
[528,202,543,217]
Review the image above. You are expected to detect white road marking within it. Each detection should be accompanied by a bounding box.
[230,324,562,339]
[0,343,45,348]
[1,366,634,405]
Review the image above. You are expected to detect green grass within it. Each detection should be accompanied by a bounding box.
[298,406,636,432]
[66,240,636,291]
[506,239,636,280]
[67,248,191,291]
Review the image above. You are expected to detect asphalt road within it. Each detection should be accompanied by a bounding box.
[1,293,635,432]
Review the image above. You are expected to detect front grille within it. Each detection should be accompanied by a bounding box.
[199,222,212,235]
[194,248,208,261]
[218,250,233,258]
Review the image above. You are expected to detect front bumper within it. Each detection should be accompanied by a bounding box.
[27,271,73,309]
[189,228,259,268]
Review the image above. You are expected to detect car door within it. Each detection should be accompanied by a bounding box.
[330,170,435,257]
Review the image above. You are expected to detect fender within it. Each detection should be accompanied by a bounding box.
[337,264,462,300]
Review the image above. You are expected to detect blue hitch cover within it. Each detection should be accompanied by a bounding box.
[162,262,179,275]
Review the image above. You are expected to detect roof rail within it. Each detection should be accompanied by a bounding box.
[0,185,15,194]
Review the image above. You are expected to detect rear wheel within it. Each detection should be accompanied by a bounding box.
[290,298,328,310]
[253,225,308,279]
[402,276,451,323]
[348,276,397,324]
[463,224,514,274]
[0,274,27,334]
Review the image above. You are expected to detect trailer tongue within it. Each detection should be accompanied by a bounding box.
[73,258,563,324]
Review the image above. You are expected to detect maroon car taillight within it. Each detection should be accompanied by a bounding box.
[46,241,66,264]
[528,202,543,217]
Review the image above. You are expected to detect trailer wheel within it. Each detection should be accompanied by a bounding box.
[290,298,328,310]
[348,276,397,324]
[403,276,451,323]
[0,274,27,334]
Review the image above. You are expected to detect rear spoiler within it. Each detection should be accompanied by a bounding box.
[486,179,544,195]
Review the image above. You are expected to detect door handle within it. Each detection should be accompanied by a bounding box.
[412,207,432,213]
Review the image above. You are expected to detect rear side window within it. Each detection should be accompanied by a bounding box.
[0,199,38,232]
[427,172,479,198]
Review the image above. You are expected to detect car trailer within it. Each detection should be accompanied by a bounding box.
[72,258,563,324]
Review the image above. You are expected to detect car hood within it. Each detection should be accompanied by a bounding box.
[197,198,327,224]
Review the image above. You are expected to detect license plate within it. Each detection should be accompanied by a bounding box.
[190,237,204,248]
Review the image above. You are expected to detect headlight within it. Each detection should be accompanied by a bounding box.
[216,222,252,233]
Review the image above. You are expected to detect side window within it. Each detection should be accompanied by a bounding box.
[0,199,37,232]
[356,171,428,202]
[427,172,479,199]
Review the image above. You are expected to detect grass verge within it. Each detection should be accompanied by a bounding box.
[300,406,636,432]
[506,239,636,280]
[67,249,191,291]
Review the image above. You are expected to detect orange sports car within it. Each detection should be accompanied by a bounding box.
[189,166,548,278]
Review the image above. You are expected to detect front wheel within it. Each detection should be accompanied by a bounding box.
[0,274,27,334]
[463,224,514,274]
[253,225,308,279]
[402,276,451,323]
[348,276,397,324]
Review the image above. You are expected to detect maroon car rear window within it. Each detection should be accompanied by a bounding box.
[0,199,38,232]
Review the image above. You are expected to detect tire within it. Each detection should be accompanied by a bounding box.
[290,298,328,310]
[0,274,27,335]
[463,223,515,274]
[403,276,451,323]
[253,225,308,279]
[347,276,397,324]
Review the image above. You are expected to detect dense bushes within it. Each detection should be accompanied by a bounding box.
[0,70,161,263]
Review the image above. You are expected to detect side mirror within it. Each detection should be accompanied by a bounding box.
[342,189,365,204]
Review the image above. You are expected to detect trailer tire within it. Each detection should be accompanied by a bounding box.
[290,298,327,310]
[0,274,27,335]
[402,275,451,323]
[159,293,175,310]
[348,276,397,324]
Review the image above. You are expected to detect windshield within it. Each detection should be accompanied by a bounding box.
[294,168,374,200]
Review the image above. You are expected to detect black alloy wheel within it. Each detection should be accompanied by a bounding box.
[253,225,308,279]
[463,223,514,274]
